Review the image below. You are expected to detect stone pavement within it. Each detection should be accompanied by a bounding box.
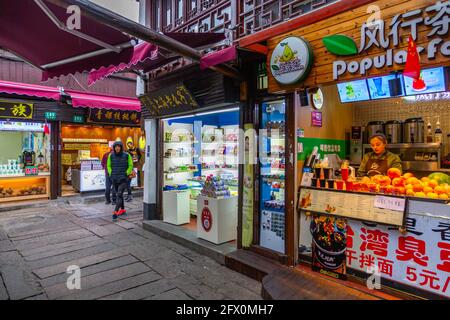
[0,198,261,300]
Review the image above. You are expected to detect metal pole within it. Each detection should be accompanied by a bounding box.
[45,0,241,79]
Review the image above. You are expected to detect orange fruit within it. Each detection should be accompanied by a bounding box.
[428,179,439,188]
[434,186,446,195]
[423,186,434,194]
[421,177,430,183]
[427,192,439,199]
[405,184,414,190]
[415,192,426,197]
[406,189,415,196]
[439,193,449,200]
[403,173,415,179]
[406,177,420,185]
[413,183,423,193]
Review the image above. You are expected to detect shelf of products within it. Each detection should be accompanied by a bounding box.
[259,100,287,254]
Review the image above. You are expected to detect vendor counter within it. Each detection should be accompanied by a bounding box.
[0,173,50,203]
[298,186,450,299]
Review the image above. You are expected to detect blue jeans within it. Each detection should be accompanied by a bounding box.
[105,175,117,202]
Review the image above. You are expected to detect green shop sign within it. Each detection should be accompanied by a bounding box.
[44,111,57,121]
[269,36,314,85]
[72,115,84,123]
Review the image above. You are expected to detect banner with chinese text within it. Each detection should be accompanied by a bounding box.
[299,200,450,298]
[87,108,141,126]
[0,100,33,119]
[139,83,198,117]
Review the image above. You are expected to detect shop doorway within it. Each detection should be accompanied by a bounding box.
[60,124,144,197]
[160,107,240,247]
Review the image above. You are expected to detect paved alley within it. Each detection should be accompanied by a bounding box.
[0,198,261,300]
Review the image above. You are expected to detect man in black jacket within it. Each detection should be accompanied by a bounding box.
[107,141,134,221]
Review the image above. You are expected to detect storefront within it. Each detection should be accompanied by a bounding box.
[60,107,144,196]
[239,0,450,299]
[0,80,144,201]
[139,66,242,247]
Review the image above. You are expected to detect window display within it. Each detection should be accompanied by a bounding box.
[162,109,240,245]
[259,100,286,253]
[0,121,51,202]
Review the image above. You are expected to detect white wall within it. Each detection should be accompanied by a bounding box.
[89,0,140,22]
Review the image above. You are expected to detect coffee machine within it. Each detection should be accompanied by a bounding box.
[350,126,364,164]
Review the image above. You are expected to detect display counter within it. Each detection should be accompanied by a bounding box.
[0,174,50,202]
[163,190,190,225]
[298,186,450,298]
[72,159,138,193]
[197,195,238,244]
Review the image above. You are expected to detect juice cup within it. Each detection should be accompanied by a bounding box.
[341,168,349,181]
[311,178,318,187]
[319,179,326,188]
[345,180,354,191]
[336,180,344,190]
[327,179,335,189]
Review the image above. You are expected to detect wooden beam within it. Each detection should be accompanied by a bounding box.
[245,43,269,56]
[239,0,375,48]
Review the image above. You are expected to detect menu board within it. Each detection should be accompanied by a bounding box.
[298,188,406,227]
[367,74,405,99]
[404,67,446,95]
[337,80,370,103]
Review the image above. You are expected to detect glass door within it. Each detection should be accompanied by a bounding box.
[259,100,286,253]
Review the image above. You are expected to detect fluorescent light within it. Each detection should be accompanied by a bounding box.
[195,107,239,117]
[164,114,196,122]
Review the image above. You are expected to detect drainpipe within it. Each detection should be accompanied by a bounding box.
[46,0,241,80]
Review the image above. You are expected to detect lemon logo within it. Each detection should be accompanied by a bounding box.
[270,36,314,85]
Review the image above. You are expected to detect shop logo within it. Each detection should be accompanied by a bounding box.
[201,207,212,232]
[270,36,314,85]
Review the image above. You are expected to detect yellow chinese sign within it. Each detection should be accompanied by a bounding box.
[139,83,198,117]
[87,108,141,126]
[0,100,33,119]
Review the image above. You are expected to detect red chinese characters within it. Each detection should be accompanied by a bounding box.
[437,242,450,273]
[395,236,429,267]
[360,228,389,257]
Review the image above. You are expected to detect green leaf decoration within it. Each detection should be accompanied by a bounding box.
[322,35,358,56]
[271,65,280,71]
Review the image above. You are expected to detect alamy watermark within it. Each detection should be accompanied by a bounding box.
[66,265,81,290]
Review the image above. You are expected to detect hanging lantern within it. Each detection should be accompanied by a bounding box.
[43,123,50,135]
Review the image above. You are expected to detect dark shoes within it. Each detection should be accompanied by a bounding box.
[112,200,116,205]
[112,212,118,221]
[105,200,111,205]
[125,195,133,202]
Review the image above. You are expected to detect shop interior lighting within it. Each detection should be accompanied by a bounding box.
[164,107,239,122]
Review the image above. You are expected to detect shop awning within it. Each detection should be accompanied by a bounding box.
[65,90,141,111]
[87,33,227,86]
[0,0,135,81]
[200,46,237,70]
[0,80,61,100]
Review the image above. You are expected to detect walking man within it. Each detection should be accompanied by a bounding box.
[101,147,116,205]
[107,141,134,221]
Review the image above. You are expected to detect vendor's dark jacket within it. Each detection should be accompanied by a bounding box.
[107,141,133,182]
[357,150,402,176]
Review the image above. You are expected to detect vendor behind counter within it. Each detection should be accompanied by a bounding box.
[357,133,402,177]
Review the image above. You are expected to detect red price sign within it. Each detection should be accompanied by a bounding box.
[201,207,212,232]
[25,166,38,176]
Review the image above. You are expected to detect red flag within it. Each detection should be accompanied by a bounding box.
[403,35,421,80]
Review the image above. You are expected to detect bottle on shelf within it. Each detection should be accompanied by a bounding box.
[434,116,442,144]
[426,118,433,143]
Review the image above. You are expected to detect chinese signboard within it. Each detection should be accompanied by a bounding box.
[0,101,33,119]
[300,199,450,298]
[311,111,322,127]
[72,115,84,124]
[299,188,406,227]
[330,1,450,80]
[87,109,141,126]
[139,83,198,117]
[266,0,450,92]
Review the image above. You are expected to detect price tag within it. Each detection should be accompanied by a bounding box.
[374,196,406,212]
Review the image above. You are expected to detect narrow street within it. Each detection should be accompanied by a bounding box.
[0,198,261,300]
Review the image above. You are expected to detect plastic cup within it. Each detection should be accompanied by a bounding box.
[327,179,335,189]
[323,168,332,180]
[319,179,326,188]
[311,178,318,188]
[336,180,344,190]
[314,168,322,179]
[341,168,349,181]
[346,180,354,191]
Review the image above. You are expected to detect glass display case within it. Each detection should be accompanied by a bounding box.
[259,100,286,253]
